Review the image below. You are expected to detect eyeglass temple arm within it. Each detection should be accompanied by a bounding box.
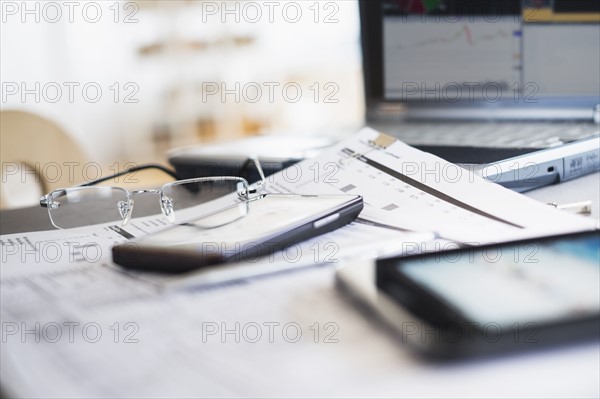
[77,164,181,187]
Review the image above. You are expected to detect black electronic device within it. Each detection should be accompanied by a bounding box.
[113,194,363,273]
[374,231,600,358]
[168,135,335,182]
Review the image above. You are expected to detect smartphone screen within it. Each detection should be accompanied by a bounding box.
[396,233,600,326]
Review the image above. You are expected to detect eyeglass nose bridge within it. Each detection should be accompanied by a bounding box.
[118,189,161,225]
[131,189,161,196]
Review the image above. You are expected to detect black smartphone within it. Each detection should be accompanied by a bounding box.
[113,194,363,273]
[375,231,600,359]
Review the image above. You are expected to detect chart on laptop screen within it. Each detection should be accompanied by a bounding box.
[384,16,521,98]
[382,0,600,101]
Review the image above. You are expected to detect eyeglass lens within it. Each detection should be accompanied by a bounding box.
[46,187,130,229]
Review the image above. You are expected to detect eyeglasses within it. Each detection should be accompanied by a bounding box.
[40,159,267,229]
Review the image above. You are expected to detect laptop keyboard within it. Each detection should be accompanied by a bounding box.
[383,122,600,148]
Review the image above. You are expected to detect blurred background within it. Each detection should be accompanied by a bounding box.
[1,0,364,208]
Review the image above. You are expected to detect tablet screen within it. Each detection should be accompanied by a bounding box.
[398,233,600,325]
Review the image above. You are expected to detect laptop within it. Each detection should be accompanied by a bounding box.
[360,0,600,191]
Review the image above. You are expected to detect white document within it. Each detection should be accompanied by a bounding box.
[266,127,596,243]
[0,215,172,279]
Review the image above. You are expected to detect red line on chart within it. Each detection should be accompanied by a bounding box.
[463,25,473,45]
[396,25,513,49]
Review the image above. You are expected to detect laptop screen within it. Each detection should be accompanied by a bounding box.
[381,0,600,103]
